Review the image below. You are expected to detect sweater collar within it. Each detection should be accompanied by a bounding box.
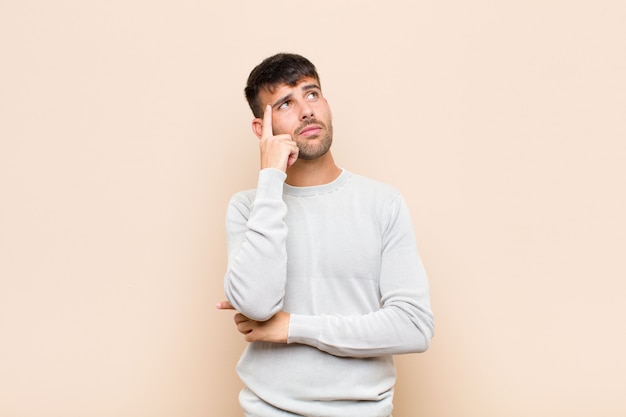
[283,169,350,197]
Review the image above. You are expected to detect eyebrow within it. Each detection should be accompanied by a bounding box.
[271,83,321,108]
[301,83,321,91]
[272,93,293,109]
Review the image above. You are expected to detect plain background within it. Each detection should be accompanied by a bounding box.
[1,1,625,416]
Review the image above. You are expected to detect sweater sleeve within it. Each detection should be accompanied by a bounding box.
[223,168,288,321]
[287,193,434,357]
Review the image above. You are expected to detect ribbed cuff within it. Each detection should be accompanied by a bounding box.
[256,168,287,201]
[288,314,322,346]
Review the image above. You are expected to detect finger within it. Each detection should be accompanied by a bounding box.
[287,146,299,167]
[262,104,273,139]
[234,313,250,324]
[236,317,254,334]
[216,300,235,310]
[237,323,251,334]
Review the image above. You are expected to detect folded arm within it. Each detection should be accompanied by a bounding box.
[221,192,434,358]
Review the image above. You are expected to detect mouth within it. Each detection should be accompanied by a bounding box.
[298,124,323,137]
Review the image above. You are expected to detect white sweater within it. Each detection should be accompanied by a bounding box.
[224,168,434,417]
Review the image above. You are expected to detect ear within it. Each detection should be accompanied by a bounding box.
[251,118,263,139]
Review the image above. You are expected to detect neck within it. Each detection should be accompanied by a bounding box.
[285,151,341,187]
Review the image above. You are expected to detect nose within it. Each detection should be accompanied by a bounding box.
[299,102,314,120]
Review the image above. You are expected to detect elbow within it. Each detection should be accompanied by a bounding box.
[238,303,283,322]
[224,284,284,321]
[415,321,435,353]
[392,302,434,354]
[407,316,434,354]
[413,332,432,353]
[223,263,286,321]
[224,272,285,321]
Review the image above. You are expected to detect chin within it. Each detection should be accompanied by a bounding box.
[297,140,332,161]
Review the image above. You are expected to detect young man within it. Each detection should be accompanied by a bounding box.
[217,53,434,417]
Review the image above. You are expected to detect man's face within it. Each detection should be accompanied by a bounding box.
[257,77,334,160]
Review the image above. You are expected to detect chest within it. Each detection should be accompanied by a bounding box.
[283,194,383,280]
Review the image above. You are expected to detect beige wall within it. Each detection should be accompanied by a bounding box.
[1,1,624,416]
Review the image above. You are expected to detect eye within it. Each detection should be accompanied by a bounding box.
[278,100,291,109]
[306,91,319,100]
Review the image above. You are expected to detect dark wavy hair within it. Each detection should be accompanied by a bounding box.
[244,53,321,118]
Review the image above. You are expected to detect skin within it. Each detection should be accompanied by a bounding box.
[217,77,342,342]
[216,301,290,343]
[252,77,341,186]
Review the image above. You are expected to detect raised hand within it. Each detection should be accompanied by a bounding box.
[258,104,299,172]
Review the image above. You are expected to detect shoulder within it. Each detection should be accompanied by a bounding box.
[229,188,256,205]
[344,171,412,225]
[230,188,256,202]
[226,188,256,218]
[345,171,402,201]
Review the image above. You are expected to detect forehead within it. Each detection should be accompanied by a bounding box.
[259,77,321,104]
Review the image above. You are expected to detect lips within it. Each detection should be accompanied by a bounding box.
[299,124,322,136]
